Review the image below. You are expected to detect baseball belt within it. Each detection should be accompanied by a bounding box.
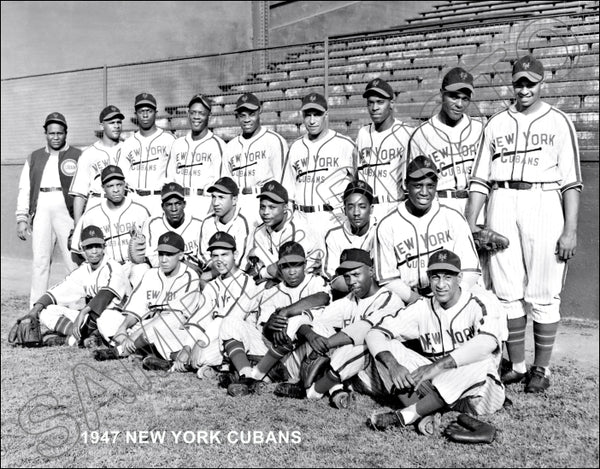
[241,187,262,195]
[493,181,558,191]
[294,203,334,213]
[136,189,162,196]
[39,187,62,192]
[182,188,206,196]
[372,194,400,204]
[437,189,469,199]
[88,191,103,198]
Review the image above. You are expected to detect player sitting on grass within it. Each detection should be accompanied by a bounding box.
[93,232,201,364]
[27,225,129,348]
[366,249,507,435]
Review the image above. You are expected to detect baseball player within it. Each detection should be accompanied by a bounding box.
[375,156,480,301]
[221,93,289,227]
[16,112,81,307]
[165,93,226,217]
[273,249,405,409]
[70,165,150,286]
[26,225,129,347]
[323,180,378,297]
[115,92,175,215]
[355,78,413,217]
[249,181,323,283]
[466,55,582,393]
[93,231,201,364]
[366,249,507,434]
[282,92,356,236]
[70,105,124,225]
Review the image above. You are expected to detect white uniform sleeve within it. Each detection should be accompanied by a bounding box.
[16,160,31,223]
[97,261,129,301]
[374,219,401,283]
[556,113,582,192]
[69,147,92,197]
[469,121,495,195]
[47,266,86,305]
[121,270,151,320]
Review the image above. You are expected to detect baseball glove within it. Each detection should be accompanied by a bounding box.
[472,226,509,252]
[300,351,330,388]
[128,233,147,264]
[8,315,43,348]
[443,413,496,444]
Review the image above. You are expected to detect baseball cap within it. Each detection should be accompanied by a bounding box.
[406,156,439,180]
[278,241,306,265]
[80,225,105,247]
[157,231,185,254]
[235,93,261,112]
[301,92,328,112]
[188,93,212,110]
[101,165,126,184]
[338,248,373,273]
[441,67,474,94]
[161,182,185,201]
[207,177,239,196]
[512,55,545,83]
[44,112,67,130]
[99,105,124,123]
[207,231,236,252]
[258,180,289,204]
[135,92,157,109]
[343,180,374,204]
[427,249,461,274]
[362,78,394,99]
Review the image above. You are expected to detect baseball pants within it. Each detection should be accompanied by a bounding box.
[219,315,269,356]
[39,305,79,331]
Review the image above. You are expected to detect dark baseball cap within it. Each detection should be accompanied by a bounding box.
[135,92,157,109]
[235,93,261,112]
[301,92,328,112]
[207,231,236,252]
[157,231,185,254]
[80,225,105,247]
[44,112,67,130]
[512,55,545,83]
[278,241,306,265]
[406,156,439,180]
[338,248,373,272]
[441,67,474,94]
[362,78,394,99]
[427,249,461,274]
[258,180,288,204]
[343,180,374,204]
[99,105,124,123]
[101,165,126,184]
[188,93,212,110]
[207,177,239,196]
[161,182,185,201]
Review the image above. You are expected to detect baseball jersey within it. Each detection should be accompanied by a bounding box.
[369,288,507,360]
[45,255,130,309]
[143,214,202,267]
[116,128,175,191]
[356,119,412,200]
[71,197,150,263]
[222,126,289,191]
[470,102,582,195]
[284,129,355,206]
[257,274,330,325]
[323,218,378,279]
[165,130,225,190]
[375,200,480,290]
[199,207,252,267]
[69,140,122,198]
[407,114,484,192]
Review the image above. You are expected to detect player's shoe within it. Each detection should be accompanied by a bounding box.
[196,365,218,380]
[274,382,306,399]
[42,333,66,347]
[218,371,240,389]
[416,412,442,436]
[368,409,405,431]
[501,369,528,385]
[329,389,352,409]
[142,356,172,371]
[93,347,120,361]
[524,366,550,393]
[227,377,266,397]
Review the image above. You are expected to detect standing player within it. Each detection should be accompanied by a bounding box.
[116,92,175,215]
[375,156,480,300]
[366,250,507,434]
[466,55,582,393]
[16,112,81,307]
[221,93,289,225]
[70,105,124,225]
[283,92,355,235]
[165,93,225,217]
[407,68,483,215]
[356,78,413,217]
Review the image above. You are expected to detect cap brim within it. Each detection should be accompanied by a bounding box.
[338,260,369,272]
[278,254,306,265]
[407,168,438,179]
[207,184,233,195]
[427,263,461,274]
[362,88,392,99]
[157,244,182,253]
[301,103,327,112]
[102,175,125,184]
[189,97,211,109]
[235,103,260,111]
[257,192,286,203]
[161,191,185,201]
[81,237,105,247]
[45,119,67,128]
[512,71,543,83]
[207,242,236,251]
[102,112,124,122]
[135,100,157,109]
[443,83,474,93]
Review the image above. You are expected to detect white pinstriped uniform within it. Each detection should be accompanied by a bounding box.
[165,131,226,217]
[367,288,507,415]
[470,102,582,323]
[143,214,202,267]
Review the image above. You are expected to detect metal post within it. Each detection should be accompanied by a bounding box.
[324,37,329,99]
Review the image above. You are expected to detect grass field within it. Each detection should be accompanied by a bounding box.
[1,294,599,468]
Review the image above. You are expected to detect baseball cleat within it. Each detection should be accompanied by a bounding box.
[42,333,66,347]
[416,412,442,436]
[218,371,239,389]
[142,356,172,371]
[227,377,265,397]
[368,409,405,431]
[93,346,120,361]
[274,382,306,399]
[525,366,550,393]
[330,389,351,409]
[501,369,527,385]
